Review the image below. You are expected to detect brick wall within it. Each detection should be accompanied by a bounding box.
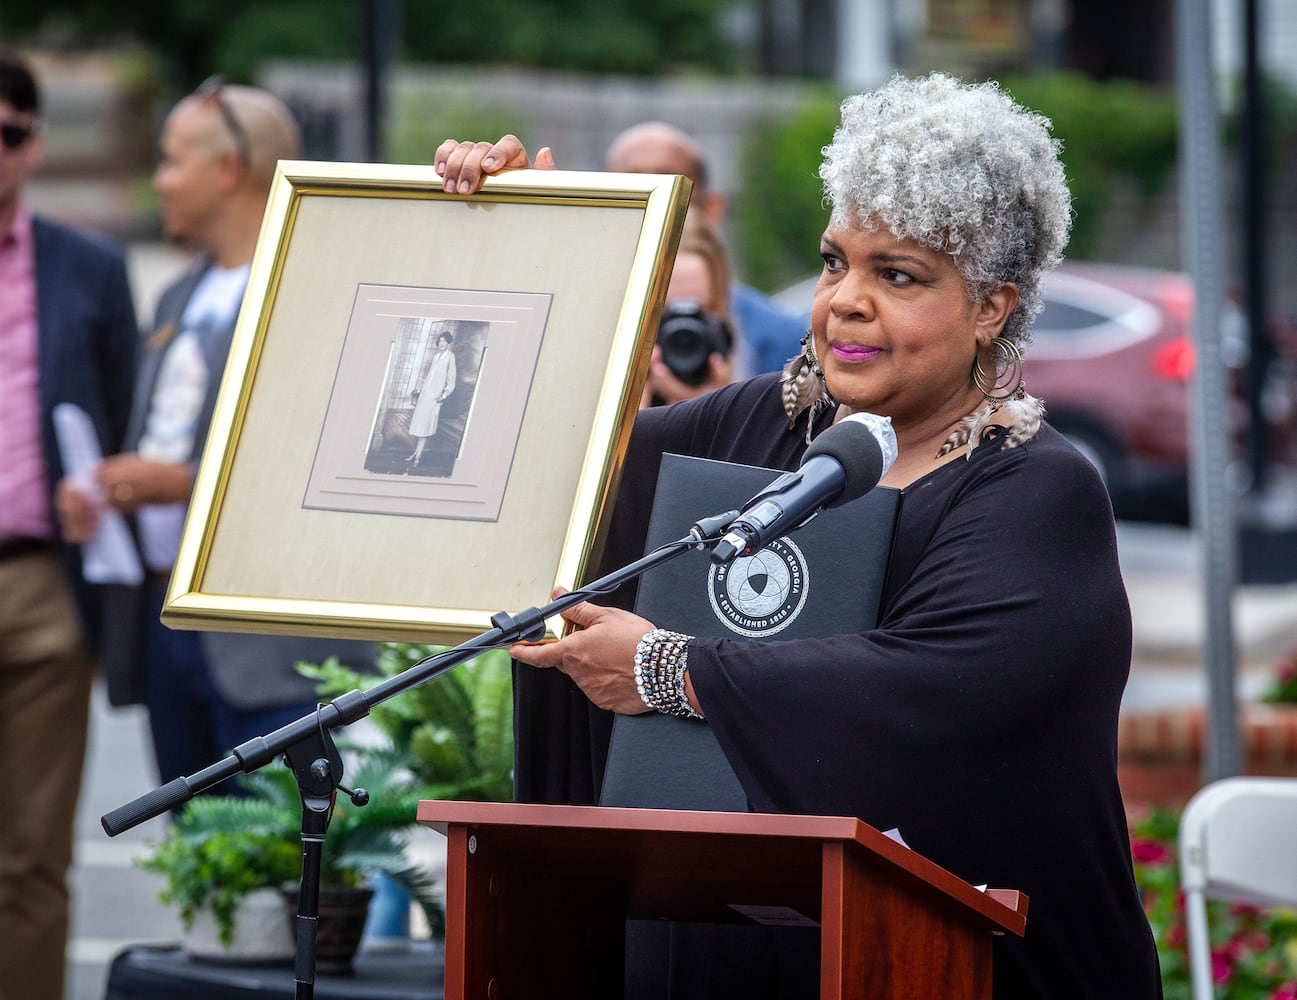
[1119,704,1297,808]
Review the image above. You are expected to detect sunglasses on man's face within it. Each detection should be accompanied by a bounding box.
[0,121,41,151]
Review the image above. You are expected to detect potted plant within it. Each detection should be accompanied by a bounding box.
[135,793,301,962]
[300,643,514,947]
[139,643,512,968]
[243,745,444,972]
[138,739,443,970]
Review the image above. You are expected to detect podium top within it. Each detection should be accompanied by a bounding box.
[418,799,1027,936]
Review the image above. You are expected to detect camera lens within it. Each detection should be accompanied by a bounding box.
[656,300,732,387]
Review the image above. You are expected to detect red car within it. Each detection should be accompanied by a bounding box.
[1026,262,1218,522]
[1027,262,1297,524]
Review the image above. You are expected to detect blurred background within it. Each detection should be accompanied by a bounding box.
[5,5,1297,997]
[6,0,1297,543]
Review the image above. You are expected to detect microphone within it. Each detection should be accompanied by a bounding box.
[710,412,897,565]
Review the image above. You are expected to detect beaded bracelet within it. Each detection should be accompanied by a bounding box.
[633,628,703,719]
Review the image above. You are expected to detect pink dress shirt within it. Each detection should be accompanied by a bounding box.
[0,206,54,543]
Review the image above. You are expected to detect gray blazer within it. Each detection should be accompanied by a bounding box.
[104,258,374,708]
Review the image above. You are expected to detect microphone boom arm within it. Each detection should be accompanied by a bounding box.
[101,507,740,837]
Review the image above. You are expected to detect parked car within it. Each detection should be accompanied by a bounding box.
[1025,262,1222,524]
[772,262,1292,524]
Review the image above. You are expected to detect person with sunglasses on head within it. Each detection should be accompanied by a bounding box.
[603,121,805,380]
[0,50,138,1000]
[57,78,374,800]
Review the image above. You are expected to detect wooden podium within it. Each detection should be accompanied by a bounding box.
[418,801,1027,1000]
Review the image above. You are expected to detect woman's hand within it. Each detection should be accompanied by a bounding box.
[434,134,556,195]
[509,590,655,715]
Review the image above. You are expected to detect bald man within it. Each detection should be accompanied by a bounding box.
[604,121,804,376]
[58,81,372,789]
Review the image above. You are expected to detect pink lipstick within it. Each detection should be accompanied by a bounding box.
[830,343,882,362]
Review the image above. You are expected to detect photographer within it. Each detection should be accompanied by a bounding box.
[641,215,737,407]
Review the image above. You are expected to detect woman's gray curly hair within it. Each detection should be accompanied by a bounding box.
[819,72,1072,347]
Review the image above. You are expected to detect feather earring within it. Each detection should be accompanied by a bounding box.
[781,331,835,442]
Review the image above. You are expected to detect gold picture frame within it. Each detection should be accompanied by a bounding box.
[161,160,691,645]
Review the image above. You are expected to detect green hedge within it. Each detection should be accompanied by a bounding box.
[733,72,1183,292]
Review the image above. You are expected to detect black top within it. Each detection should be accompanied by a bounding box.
[513,373,1162,999]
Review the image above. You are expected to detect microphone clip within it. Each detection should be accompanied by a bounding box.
[688,509,740,550]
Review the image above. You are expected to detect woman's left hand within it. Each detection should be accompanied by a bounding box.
[510,591,655,715]
[434,134,556,195]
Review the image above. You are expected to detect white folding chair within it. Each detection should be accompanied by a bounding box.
[1178,776,1297,1000]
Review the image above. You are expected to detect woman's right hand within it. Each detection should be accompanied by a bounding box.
[434,134,556,195]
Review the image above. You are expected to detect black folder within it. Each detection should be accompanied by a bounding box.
[600,452,900,811]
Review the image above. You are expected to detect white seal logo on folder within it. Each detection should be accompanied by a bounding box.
[707,537,809,637]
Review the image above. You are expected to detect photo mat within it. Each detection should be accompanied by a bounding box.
[304,283,551,522]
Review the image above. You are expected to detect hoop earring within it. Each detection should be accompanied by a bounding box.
[781,331,834,441]
[972,337,1026,404]
[940,336,1044,458]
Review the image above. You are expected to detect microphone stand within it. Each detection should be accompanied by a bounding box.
[101,509,738,1000]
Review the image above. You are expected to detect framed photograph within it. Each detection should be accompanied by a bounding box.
[161,160,691,644]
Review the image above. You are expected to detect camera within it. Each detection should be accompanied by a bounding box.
[656,299,735,386]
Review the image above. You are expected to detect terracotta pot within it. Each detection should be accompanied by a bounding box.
[285,884,375,974]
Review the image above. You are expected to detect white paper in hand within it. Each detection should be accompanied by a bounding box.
[52,403,144,585]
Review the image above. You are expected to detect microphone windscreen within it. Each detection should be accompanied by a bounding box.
[802,412,897,507]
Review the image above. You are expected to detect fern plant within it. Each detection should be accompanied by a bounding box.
[299,642,514,803]
[136,736,445,946]
[135,793,301,946]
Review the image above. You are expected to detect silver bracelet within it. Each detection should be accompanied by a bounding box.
[633,628,703,719]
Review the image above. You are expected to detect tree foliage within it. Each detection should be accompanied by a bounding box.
[1,0,736,88]
[734,72,1184,290]
[733,88,841,291]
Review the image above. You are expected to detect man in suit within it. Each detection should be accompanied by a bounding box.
[0,51,138,1000]
[603,121,805,379]
[58,79,371,792]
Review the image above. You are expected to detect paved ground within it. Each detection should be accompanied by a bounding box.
[61,239,186,1000]
[54,243,1297,999]
[67,693,178,1000]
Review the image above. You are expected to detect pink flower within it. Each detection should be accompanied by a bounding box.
[1270,983,1297,1000]
[1224,927,1269,960]
[1131,837,1172,865]
[1212,949,1233,983]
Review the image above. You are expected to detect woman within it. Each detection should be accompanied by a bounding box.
[406,329,456,466]
[437,73,1162,998]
